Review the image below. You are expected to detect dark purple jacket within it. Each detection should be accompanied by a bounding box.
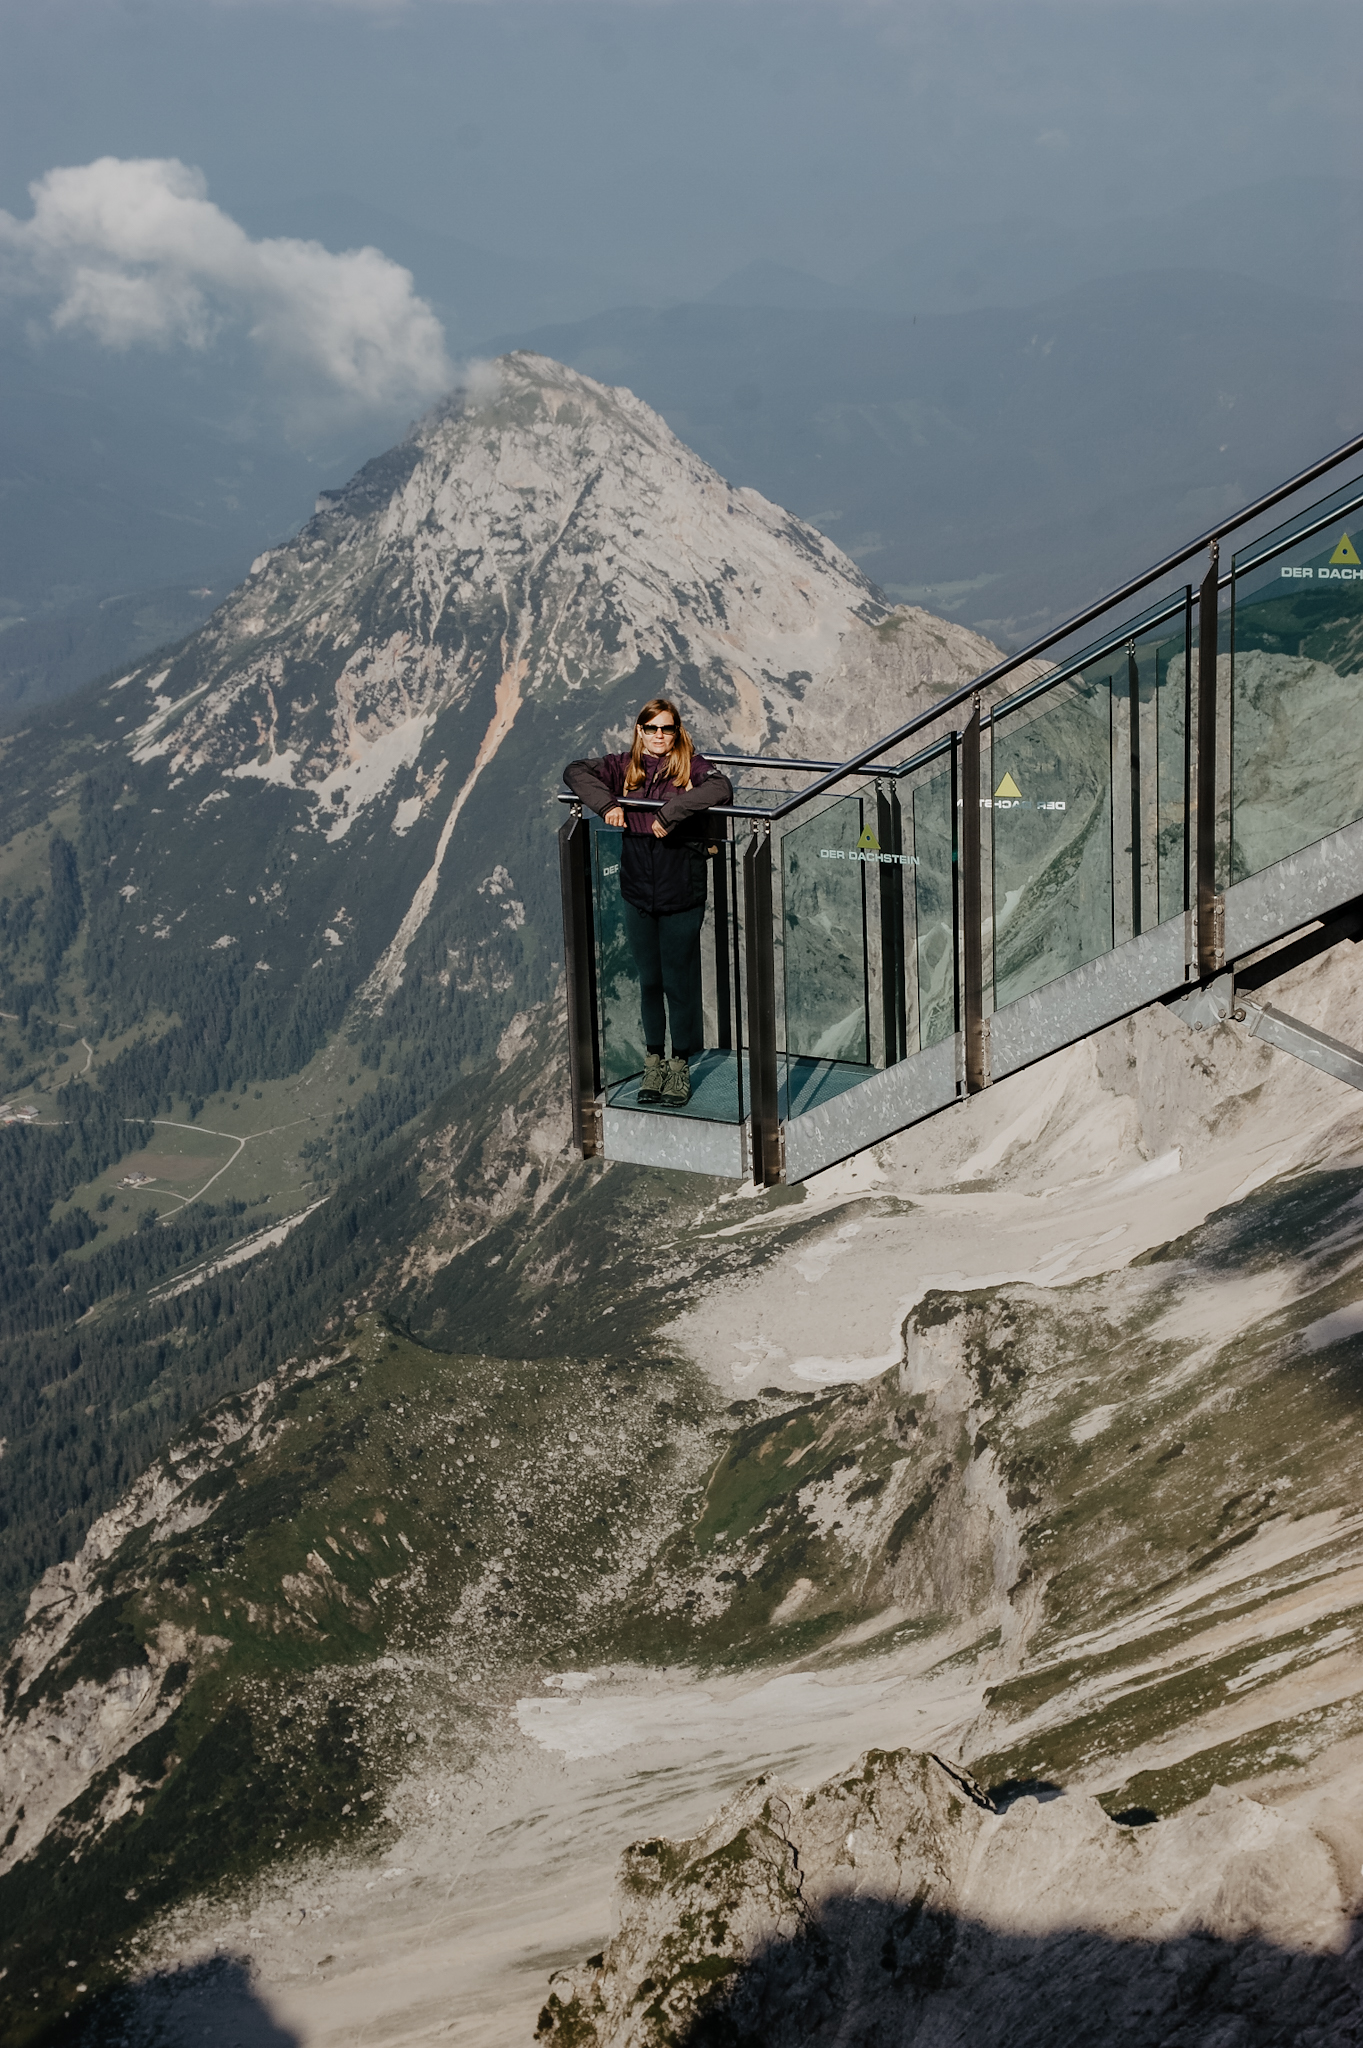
[563,750,733,916]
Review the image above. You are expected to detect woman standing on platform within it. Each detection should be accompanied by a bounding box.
[565,698,733,1107]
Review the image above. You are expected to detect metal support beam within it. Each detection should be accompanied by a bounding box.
[1243,1002,1363,1090]
[558,811,601,1157]
[1170,970,1363,1092]
[960,697,989,1091]
[1196,540,1223,976]
[742,827,782,1186]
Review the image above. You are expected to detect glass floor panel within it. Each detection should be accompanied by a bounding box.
[781,1055,876,1118]
[606,1050,875,1125]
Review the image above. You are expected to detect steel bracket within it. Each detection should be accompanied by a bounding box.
[1171,971,1363,1091]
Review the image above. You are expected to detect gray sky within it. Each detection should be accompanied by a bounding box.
[2,0,1361,306]
[3,0,1363,640]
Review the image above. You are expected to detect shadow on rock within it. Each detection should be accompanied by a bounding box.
[64,1956,301,2048]
[536,1751,1363,2048]
[667,1894,1363,2047]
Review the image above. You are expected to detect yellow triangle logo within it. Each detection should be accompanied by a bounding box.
[1331,532,1361,565]
[855,827,881,852]
[994,772,1022,799]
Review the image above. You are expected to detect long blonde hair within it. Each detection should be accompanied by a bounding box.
[624,696,695,793]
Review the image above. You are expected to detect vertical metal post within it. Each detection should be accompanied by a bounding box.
[712,842,733,1051]
[730,838,747,1132]
[949,740,961,1034]
[856,799,872,1066]
[876,780,908,1065]
[1196,540,1223,976]
[558,810,601,1157]
[1127,640,1143,938]
[960,696,989,1092]
[742,826,782,1187]
[1182,584,1194,920]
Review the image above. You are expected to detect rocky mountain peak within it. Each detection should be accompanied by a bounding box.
[130,351,891,829]
[93,352,1012,1008]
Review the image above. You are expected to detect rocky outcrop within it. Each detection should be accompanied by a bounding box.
[539,1748,1359,2045]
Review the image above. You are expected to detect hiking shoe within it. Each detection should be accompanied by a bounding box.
[661,1055,692,1107]
[637,1053,667,1104]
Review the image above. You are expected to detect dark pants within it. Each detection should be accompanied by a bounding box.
[623,902,705,1056]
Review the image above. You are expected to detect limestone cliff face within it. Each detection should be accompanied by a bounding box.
[538,1749,1357,2046]
[143,349,892,808]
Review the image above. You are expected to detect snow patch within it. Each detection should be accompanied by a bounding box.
[789,1347,899,1385]
[1071,1404,1120,1445]
[314,713,435,842]
[231,746,305,792]
[129,676,209,763]
[1303,1299,1363,1351]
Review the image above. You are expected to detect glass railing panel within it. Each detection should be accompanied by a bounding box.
[1154,612,1191,924]
[590,820,643,1086]
[1231,474,1363,882]
[906,751,957,1050]
[589,818,744,1124]
[989,668,1114,1009]
[776,773,935,1122]
[780,793,871,1066]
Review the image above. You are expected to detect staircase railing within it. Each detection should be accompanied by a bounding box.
[559,426,1363,1184]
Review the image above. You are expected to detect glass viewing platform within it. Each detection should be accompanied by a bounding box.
[559,434,1363,1184]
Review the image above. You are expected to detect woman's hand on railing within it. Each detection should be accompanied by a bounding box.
[604,804,625,828]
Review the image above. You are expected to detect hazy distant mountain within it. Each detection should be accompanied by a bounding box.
[251,193,632,348]
[853,176,1363,316]
[0,318,387,617]
[0,584,221,725]
[701,176,1363,319]
[702,260,855,311]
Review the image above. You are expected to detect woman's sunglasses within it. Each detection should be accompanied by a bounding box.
[639,720,677,735]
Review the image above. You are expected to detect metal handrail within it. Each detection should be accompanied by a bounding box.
[554,727,957,824]
[745,425,1363,819]
[557,428,1363,829]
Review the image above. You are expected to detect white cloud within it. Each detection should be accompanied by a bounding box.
[0,156,454,417]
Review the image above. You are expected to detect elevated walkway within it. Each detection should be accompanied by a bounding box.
[559,435,1363,1184]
